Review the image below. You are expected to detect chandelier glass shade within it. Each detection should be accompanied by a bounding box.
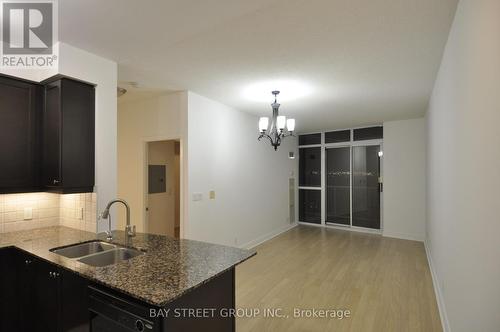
[258,91,295,150]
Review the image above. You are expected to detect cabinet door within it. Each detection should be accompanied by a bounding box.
[0,248,18,331]
[17,251,37,332]
[60,79,95,191]
[0,76,41,193]
[34,259,61,332]
[42,81,62,188]
[60,268,89,332]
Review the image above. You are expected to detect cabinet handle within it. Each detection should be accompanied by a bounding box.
[53,179,60,185]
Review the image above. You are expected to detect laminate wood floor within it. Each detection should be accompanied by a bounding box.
[236,225,442,332]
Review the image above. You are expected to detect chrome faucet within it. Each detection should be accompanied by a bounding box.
[100,213,113,240]
[100,199,136,238]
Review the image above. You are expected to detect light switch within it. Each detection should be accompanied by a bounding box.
[192,193,203,201]
[209,190,216,200]
[23,207,33,220]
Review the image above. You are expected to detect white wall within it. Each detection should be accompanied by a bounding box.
[383,118,426,241]
[426,1,500,331]
[118,92,187,232]
[1,42,117,233]
[186,92,297,247]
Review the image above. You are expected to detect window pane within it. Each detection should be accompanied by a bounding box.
[299,189,321,224]
[298,133,321,145]
[353,126,383,141]
[299,147,321,187]
[326,147,350,225]
[325,130,350,144]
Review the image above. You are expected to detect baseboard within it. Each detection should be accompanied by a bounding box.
[383,230,425,242]
[240,223,298,249]
[298,222,382,233]
[424,240,450,332]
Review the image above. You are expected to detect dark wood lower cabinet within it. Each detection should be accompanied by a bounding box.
[1,248,235,332]
[0,248,19,331]
[33,258,90,332]
[0,248,89,332]
[61,268,90,332]
[17,250,37,332]
[162,268,235,331]
[34,257,61,332]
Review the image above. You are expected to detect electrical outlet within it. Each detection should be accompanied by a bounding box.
[23,207,33,220]
[74,207,84,220]
[209,190,216,199]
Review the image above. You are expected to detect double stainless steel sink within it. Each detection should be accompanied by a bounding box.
[51,241,144,267]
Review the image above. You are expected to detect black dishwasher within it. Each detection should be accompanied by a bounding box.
[88,286,160,332]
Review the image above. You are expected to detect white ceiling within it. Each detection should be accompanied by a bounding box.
[59,0,458,132]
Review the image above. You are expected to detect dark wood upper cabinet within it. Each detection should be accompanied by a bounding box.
[0,74,95,194]
[42,77,95,193]
[43,80,62,189]
[0,75,42,193]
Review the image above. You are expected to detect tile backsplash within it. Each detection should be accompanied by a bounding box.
[0,192,97,233]
[60,193,97,233]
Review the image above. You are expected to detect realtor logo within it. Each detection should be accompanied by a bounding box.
[1,1,58,68]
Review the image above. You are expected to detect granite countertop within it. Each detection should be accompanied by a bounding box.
[0,226,255,307]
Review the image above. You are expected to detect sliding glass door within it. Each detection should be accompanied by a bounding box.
[324,144,381,230]
[352,145,381,229]
[298,127,383,230]
[326,147,351,225]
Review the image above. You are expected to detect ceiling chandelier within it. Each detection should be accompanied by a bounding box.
[258,91,296,151]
